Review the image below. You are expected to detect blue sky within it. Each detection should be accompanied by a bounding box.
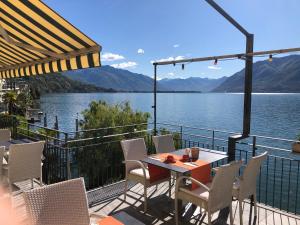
[44,0,300,79]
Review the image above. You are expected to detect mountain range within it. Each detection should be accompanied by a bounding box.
[62,55,300,93]
[21,55,300,94]
[214,55,300,92]
[63,65,225,92]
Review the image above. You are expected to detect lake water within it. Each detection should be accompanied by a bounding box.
[40,93,300,213]
[40,92,300,140]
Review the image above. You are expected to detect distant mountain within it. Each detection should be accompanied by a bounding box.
[21,74,114,98]
[159,76,227,92]
[64,66,168,92]
[213,55,300,92]
[64,65,226,92]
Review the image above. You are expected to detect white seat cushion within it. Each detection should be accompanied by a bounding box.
[179,182,212,201]
[129,168,150,180]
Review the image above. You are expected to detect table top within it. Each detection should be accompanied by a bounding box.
[141,148,228,174]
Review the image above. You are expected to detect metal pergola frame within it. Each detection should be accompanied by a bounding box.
[152,0,300,149]
[152,1,299,222]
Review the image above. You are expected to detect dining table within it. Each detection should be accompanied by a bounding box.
[141,148,228,219]
[141,148,228,176]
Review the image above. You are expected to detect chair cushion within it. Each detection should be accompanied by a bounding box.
[179,182,212,201]
[129,168,150,180]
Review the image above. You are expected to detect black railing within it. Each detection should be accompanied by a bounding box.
[1,115,300,215]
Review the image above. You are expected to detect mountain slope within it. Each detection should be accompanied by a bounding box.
[214,55,300,92]
[64,66,168,92]
[21,74,114,98]
[160,76,227,92]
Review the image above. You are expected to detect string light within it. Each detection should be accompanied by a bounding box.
[268,54,273,62]
[214,58,218,65]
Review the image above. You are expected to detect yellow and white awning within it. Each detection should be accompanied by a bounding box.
[0,0,101,79]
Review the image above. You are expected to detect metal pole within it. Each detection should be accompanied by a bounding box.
[153,64,157,135]
[243,34,254,136]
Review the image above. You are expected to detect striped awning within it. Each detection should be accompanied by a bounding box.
[0,0,101,79]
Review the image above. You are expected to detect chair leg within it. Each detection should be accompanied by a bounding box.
[31,179,34,189]
[253,193,258,217]
[229,203,234,225]
[124,179,128,201]
[168,178,171,197]
[144,186,147,212]
[239,200,243,225]
[207,212,212,225]
[175,197,179,225]
[39,176,43,186]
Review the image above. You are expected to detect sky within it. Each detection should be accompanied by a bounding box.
[44,0,300,80]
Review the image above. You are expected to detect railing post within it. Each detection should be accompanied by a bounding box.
[180,125,183,148]
[65,133,71,180]
[212,130,215,150]
[252,135,256,157]
[27,122,30,137]
[228,134,243,162]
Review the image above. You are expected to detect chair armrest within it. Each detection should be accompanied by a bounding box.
[124,160,147,178]
[89,212,106,219]
[176,176,210,193]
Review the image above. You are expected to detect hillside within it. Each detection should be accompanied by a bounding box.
[64,66,168,92]
[160,76,227,92]
[214,55,300,92]
[20,74,114,98]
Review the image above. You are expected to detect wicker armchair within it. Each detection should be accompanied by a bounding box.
[23,178,102,225]
[233,152,267,225]
[175,161,242,225]
[0,146,5,183]
[152,134,175,154]
[3,141,45,190]
[121,138,171,212]
[0,129,10,142]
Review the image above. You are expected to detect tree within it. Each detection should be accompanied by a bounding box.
[2,91,17,115]
[75,101,151,189]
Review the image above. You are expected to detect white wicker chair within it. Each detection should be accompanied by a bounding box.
[175,160,242,225]
[0,129,10,142]
[233,152,268,225]
[121,138,171,212]
[23,178,99,225]
[3,141,45,190]
[0,146,5,183]
[152,134,175,154]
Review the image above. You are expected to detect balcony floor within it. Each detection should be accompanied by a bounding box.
[10,179,300,225]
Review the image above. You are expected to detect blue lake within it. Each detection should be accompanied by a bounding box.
[40,93,300,140]
[40,92,300,213]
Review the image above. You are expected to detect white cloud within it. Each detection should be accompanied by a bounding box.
[102,52,125,62]
[137,48,145,54]
[208,65,222,70]
[111,61,137,69]
[150,56,185,64]
[173,44,180,48]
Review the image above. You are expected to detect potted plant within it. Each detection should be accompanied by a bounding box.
[292,134,300,153]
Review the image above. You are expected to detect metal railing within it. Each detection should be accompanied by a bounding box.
[1,115,300,215]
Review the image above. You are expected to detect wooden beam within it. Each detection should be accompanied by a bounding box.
[153,47,300,65]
